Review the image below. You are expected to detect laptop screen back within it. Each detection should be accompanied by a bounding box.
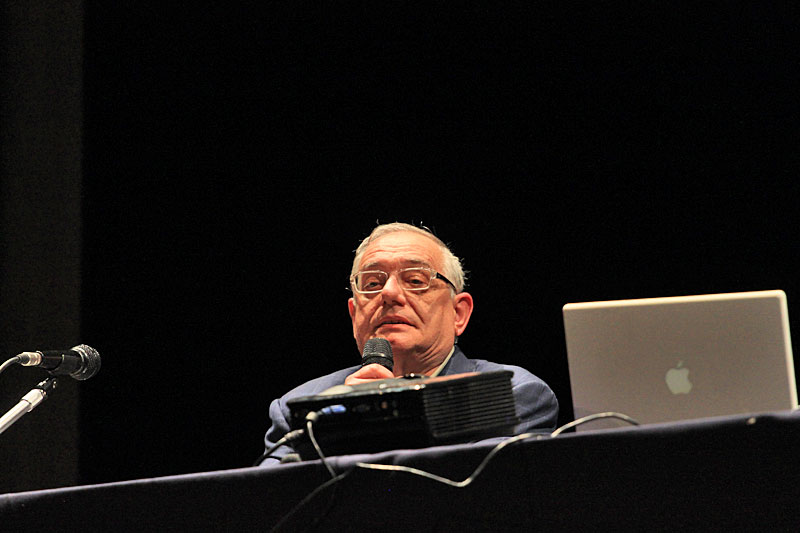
[563,290,797,430]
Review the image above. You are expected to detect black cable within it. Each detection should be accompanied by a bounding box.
[265,409,642,518]
[269,469,352,533]
[271,413,640,530]
[550,412,640,436]
[354,413,641,487]
[273,407,590,529]
[268,398,643,531]
[272,430,544,531]
[355,431,544,487]
[253,429,306,467]
[254,405,346,467]
[0,356,21,377]
[306,419,337,479]
[268,408,351,530]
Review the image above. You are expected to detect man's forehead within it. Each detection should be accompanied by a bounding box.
[361,258,432,270]
[358,232,442,269]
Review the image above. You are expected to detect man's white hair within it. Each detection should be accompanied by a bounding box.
[350,222,466,294]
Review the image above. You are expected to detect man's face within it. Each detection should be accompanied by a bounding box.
[347,231,473,374]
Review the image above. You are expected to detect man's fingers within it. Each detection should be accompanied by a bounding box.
[344,364,394,385]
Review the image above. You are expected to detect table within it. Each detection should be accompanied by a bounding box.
[2,411,799,531]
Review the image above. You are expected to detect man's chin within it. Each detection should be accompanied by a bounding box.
[372,333,413,352]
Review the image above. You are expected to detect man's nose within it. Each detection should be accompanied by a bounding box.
[380,273,406,303]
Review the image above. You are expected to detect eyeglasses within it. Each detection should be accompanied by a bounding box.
[350,267,456,294]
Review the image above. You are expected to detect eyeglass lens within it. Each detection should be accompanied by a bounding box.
[355,268,434,292]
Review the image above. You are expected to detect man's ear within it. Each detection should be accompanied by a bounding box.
[452,292,474,337]
[348,297,357,335]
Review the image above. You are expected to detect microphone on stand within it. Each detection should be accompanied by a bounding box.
[0,378,58,436]
[0,344,100,436]
[16,344,101,381]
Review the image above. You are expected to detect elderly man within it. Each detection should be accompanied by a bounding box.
[259,223,558,464]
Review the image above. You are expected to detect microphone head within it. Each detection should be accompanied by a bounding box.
[70,344,101,381]
[361,337,393,372]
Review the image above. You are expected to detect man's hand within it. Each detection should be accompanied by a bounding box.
[344,364,394,386]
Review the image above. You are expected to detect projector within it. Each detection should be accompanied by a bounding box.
[287,370,518,460]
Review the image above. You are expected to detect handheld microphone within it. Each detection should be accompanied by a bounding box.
[17,344,101,381]
[316,338,394,397]
[361,338,393,372]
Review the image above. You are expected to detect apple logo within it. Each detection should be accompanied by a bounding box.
[665,360,692,394]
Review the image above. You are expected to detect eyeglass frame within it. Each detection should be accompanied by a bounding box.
[349,266,457,295]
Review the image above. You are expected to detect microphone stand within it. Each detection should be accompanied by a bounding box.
[0,377,58,436]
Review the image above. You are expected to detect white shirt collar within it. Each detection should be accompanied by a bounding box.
[430,345,456,377]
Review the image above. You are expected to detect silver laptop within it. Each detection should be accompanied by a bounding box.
[563,290,798,430]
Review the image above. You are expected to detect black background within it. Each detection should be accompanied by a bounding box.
[78,3,799,484]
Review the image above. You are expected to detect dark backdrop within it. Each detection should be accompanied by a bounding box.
[1,1,83,494]
[76,3,799,484]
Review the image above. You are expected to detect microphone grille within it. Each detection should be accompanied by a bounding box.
[70,344,101,381]
[361,338,393,372]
